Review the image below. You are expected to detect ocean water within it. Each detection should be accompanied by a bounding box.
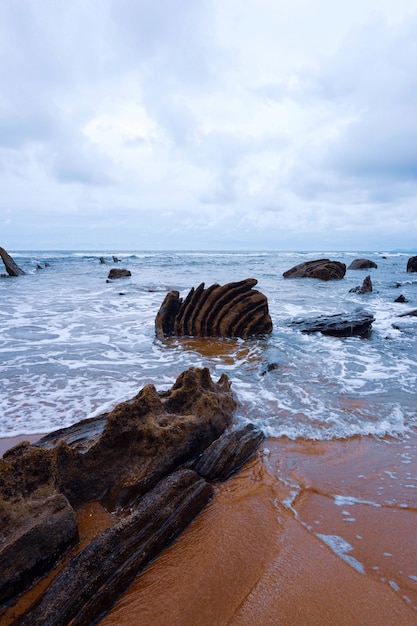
[1,250,417,440]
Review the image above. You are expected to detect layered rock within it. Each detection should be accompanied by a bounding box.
[347,258,378,270]
[283,259,346,281]
[406,256,417,273]
[1,368,264,619]
[155,278,273,339]
[0,247,25,276]
[291,311,374,337]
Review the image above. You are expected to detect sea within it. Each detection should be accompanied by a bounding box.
[1,250,416,440]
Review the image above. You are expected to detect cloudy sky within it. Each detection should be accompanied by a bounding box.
[1,0,417,251]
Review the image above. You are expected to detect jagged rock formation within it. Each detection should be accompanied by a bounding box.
[291,311,374,337]
[155,278,273,339]
[107,268,131,280]
[1,368,266,623]
[349,275,373,294]
[0,247,25,276]
[283,259,346,281]
[407,256,417,272]
[347,258,378,270]
[394,295,408,303]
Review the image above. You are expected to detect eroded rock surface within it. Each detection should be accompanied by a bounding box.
[283,259,346,281]
[155,278,272,339]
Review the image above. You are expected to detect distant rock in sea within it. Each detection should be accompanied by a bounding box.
[283,259,346,281]
[347,258,378,270]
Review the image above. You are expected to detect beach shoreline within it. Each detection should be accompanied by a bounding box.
[2,432,417,625]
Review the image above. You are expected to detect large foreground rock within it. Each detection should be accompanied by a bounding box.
[155,278,273,339]
[406,256,417,272]
[283,259,346,281]
[347,258,378,270]
[0,368,238,611]
[291,311,374,337]
[0,247,25,276]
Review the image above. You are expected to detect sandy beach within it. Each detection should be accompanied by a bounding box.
[2,433,417,625]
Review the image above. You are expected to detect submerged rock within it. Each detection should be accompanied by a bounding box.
[155,278,273,339]
[291,311,374,337]
[283,259,346,281]
[347,258,378,270]
[0,247,25,276]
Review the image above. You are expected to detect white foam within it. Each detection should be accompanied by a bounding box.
[316,534,365,574]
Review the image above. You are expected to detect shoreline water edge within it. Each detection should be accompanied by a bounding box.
[1,249,417,624]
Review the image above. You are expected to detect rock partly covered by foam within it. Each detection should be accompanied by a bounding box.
[0,247,25,276]
[347,258,378,270]
[155,278,273,339]
[406,256,417,273]
[291,311,374,337]
[349,275,373,294]
[283,259,346,281]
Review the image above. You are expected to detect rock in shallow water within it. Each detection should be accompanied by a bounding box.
[283,259,346,281]
[291,311,375,337]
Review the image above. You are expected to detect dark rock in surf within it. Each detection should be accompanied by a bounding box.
[155,278,273,339]
[112,256,121,263]
[398,309,417,317]
[347,258,378,270]
[291,311,374,337]
[394,294,408,303]
[107,268,131,280]
[16,469,213,626]
[283,259,346,281]
[349,275,373,294]
[0,247,25,276]
[99,257,106,264]
[406,256,417,273]
[194,423,265,481]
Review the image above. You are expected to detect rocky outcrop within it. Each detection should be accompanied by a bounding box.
[291,311,374,337]
[0,247,25,276]
[406,256,417,273]
[194,423,264,481]
[394,294,408,303]
[283,259,346,281]
[349,275,373,294]
[155,278,273,339]
[0,368,244,614]
[16,469,213,626]
[347,258,378,270]
[107,268,131,280]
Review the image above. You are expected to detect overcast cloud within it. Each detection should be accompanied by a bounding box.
[1,0,417,251]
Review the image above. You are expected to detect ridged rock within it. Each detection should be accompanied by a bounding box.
[406,256,417,273]
[283,259,346,281]
[155,278,272,339]
[0,247,25,276]
[16,469,213,626]
[347,258,378,270]
[194,424,265,481]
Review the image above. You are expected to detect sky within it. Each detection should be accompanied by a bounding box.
[1,0,417,251]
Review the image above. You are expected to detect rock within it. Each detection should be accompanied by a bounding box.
[17,469,213,626]
[349,275,373,294]
[107,268,131,280]
[398,309,417,317]
[155,278,273,339]
[99,257,106,264]
[0,444,78,606]
[112,256,121,263]
[291,311,374,337]
[194,424,265,481]
[394,294,408,303]
[0,368,237,608]
[283,259,346,281]
[406,256,417,272]
[0,247,25,276]
[347,258,378,270]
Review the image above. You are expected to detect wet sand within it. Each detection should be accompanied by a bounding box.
[2,433,417,625]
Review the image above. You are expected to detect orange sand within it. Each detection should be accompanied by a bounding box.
[2,434,417,625]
